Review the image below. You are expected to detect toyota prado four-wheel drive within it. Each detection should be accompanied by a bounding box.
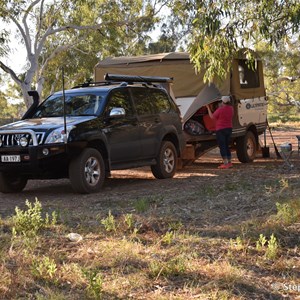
[0,74,185,194]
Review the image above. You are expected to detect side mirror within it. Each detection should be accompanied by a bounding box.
[109,107,126,118]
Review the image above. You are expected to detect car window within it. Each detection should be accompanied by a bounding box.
[131,88,154,115]
[150,89,171,113]
[106,89,133,116]
[32,93,104,117]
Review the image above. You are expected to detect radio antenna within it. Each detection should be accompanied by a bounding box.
[62,67,67,143]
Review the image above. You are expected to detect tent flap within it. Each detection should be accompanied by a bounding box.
[182,84,221,122]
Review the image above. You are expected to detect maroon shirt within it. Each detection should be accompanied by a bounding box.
[212,105,234,131]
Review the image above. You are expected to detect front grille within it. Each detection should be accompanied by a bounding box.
[0,130,44,147]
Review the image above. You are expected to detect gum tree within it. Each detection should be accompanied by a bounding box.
[168,0,300,83]
[0,0,161,108]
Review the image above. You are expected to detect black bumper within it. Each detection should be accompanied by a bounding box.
[0,144,69,179]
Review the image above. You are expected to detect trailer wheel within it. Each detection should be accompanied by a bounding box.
[151,141,177,179]
[236,131,257,163]
[69,148,105,194]
[0,172,28,193]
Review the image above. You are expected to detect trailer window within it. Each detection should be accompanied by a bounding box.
[238,59,260,89]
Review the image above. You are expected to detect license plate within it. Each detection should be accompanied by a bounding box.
[1,155,21,162]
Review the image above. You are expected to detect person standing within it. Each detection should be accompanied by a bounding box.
[206,96,234,169]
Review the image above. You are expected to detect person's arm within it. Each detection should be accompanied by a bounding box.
[206,105,215,119]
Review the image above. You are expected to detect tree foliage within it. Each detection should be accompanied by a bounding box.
[258,39,300,117]
[0,78,25,123]
[0,0,162,108]
[168,0,300,84]
[1,0,300,118]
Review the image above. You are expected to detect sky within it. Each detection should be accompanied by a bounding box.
[0,20,27,76]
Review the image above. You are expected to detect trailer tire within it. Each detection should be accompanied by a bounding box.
[151,141,177,179]
[0,172,28,193]
[236,131,257,163]
[69,148,105,194]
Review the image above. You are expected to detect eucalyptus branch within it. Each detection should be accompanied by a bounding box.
[23,0,41,43]
[9,15,31,55]
[34,0,45,52]
[39,43,75,76]
[0,61,21,84]
[36,21,131,56]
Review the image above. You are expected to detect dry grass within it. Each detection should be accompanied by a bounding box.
[1,126,300,299]
[1,193,300,300]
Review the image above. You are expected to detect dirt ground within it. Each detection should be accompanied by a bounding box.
[1,128,299,230]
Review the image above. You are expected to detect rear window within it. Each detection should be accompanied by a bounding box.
[150,89,171,113]
[131,87,171,115]
[238,59,260,89]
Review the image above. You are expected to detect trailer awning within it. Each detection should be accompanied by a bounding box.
[95,52,231,98]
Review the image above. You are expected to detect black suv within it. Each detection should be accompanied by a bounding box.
[0,74,185,193]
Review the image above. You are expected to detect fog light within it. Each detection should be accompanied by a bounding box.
[42,148,49,156]
[20,136,28,147]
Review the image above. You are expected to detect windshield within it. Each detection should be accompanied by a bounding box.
[32,93,106,117]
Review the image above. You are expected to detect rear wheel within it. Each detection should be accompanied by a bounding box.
[236,131,257,163]
[151,141,177,179]
[69,148,105,194]
[0,172,28,193]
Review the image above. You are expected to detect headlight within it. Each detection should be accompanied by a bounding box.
[45,126,75,144]
[19,136,29,147]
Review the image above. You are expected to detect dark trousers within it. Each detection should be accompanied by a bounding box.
[216,128,232,160]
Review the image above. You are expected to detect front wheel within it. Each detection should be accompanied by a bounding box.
[69,148,105,194]
[151,141,177,179]
[236,131,257,163]
[0,172,28,193]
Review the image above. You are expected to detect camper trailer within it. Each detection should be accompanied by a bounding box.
[95,50,268,164]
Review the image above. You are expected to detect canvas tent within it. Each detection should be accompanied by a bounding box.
[95,52,230,98]
[94,50,265,122]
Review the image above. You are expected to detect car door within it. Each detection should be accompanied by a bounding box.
[103,88,141,163]
[130,87,164,159]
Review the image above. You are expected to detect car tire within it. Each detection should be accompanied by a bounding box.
[151,141,177,179]
[0,172,28,193]
[69,148,105,194]
[236,131,257,163]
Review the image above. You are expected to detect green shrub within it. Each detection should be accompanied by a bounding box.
[256,233,279,259]
[124,213,134,230]
[13,199,43,237]
[149,256,186,279]
[275,202,298,225]
[134,198,150,213]
[161,231,176,245]
[83,269,103,299]
[12,198,57,238]
[101,210,116,232]
[266,234,279,260]
[31,256,57,281]
[256,234,267,251]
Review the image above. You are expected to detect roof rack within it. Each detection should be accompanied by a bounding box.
[72,81,113,89]
[72,73,173,89]
[104,73,173,84]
